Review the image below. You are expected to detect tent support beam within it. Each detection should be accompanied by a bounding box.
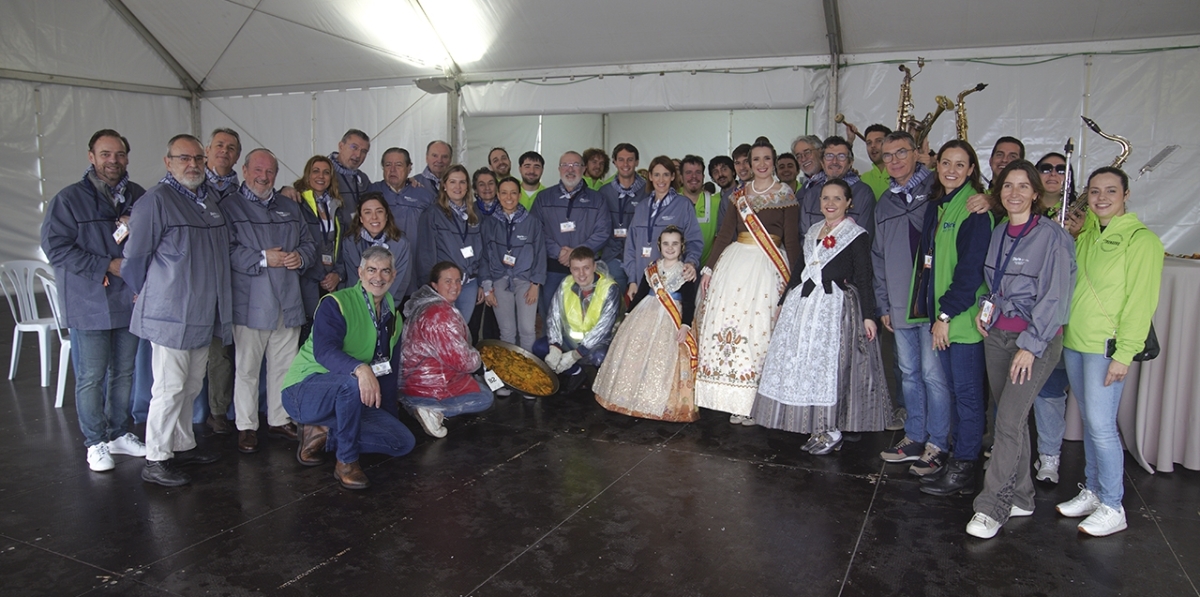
[822,0,844,135]
[105,0,202,95]
[0,68,192,99]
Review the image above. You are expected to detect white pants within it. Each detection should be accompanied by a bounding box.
[232,323,300,431]
[146,343,209,461]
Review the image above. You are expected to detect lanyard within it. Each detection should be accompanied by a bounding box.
[449,204,470,244]
[990,216,1037,293]
[505,215,517,253]
[361,288,391,360]
[563,185,582,220]
[646,192,669,238]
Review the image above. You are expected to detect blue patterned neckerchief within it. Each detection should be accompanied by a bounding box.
[889,164,932,204]
[558,182,585,201]
[612,176,645,200]
[842,172,862,187]
[493,204,528,224]
[803,171,828,190]
[206,168,239,191]
[328,152,362,180]
[160,173,209,207]
[239,182,275,208]
[649,188,678,221]
[360,229,388,247]
[85,165,130,208]
[475,195,500,217]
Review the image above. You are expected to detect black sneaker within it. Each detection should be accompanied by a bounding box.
[880,437,924,462]
[142,460,191,487]
[909,444,947,476]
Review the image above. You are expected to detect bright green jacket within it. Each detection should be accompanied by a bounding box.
[584,175,613,192]
[917,185,993,342]
[283,283,402,388]
[692,191,722,265]
[861,163,890,200]
[1064,211,1163,364]
[519,184,545,211]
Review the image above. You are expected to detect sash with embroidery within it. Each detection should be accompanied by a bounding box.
[735,189,790,283]
[646,261,698,370]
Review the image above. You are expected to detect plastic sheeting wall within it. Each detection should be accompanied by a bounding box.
[200,86,448,187]
[0,80,191,263]
[834,48,1199,252]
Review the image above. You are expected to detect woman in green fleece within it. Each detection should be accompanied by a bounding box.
[1056,167,1163,538]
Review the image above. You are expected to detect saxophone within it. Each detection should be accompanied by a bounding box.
[954,83,988,143]
[896,59,923,133]
[913,96,954,151]
[1066,116,1132,221]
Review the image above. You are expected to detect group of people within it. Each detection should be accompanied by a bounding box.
[40,121,1163,541]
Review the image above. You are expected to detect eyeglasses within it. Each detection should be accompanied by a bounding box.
[880,148,911,163]
[795,149,815,158]
[167,154,207,165]
[559,162,582,169]
[823,153,850,162]
[1037,163,1067,175]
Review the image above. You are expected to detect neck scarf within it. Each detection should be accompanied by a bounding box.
[360,229,388,247]
[160,173,208,207]
[328,152,361,180]
[85,165,130,208]
[492,204,528,224]
[613,176,645,200]
[889,164,932,204]
[803,171,828,190]
[475,195,500,217]
[239,182,275,207]
[206,168,239,191]
[842,171,862,186]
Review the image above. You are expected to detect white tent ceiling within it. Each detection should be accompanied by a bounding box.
[4,0,1198,95]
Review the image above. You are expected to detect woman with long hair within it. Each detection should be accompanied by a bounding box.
[338,192,410,303]
[293,155,344,320]
[416,164,484,322]
[695,137,801,426]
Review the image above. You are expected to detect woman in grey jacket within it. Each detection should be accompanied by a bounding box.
[965,161,1076,539]
[416,165,485,323]
[482,177,545,354]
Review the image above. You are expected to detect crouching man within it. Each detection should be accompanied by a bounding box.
[281,246,415,490]
[534,247,620,394]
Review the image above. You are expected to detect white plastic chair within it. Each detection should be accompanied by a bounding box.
[0,260,58,387]
[36,274,70,408]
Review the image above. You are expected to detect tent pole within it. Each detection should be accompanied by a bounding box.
[448,90,461,160]
[822,0,844,137]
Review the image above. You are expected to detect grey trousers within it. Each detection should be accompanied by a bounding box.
[493,277,538,352]
[974,329,1063,524]
[207,336,233,418]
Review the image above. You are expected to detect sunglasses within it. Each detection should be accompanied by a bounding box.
[1037,163,1067,175]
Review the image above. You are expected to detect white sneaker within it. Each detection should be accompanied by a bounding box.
[108,433,147,457]
[415,407,447,439]
[1057,485,1101,518]
[495,387,512,397]
[966,512,1001,539]
[740,417,758,427]
[87,443,115,472]
[729,414,745,425]
[1010,504,1035,517]
[1078,504,1127,537]
[1035,454,1060,484]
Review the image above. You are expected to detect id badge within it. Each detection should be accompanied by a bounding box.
[923,254,933,269]
[613,228,628,238]
[502,253,517,266]
[642,246,652,258]
[370,359,392,377]
[460,246,475,259]
[483,368,506,391]
[113,221,129,243]
[560,221,576,233]
[321,253,334,266]
[979,297,996,327]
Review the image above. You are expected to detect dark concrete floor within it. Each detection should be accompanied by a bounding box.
[1,328,1197,597]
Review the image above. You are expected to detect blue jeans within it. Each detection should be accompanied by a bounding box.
[70,327,139,447]
[540,271,568,319]
[603,257,629,301]
[282,373,415,464]
[400,379,494,417]
[894,324,950,450]
[455,278,480,328]
[938,341,987,460]
[1033,357,1069,457]
[1063,348,1126,509]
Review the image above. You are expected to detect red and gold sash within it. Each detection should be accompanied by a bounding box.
[736,190,790,283]
[647,261,698,370]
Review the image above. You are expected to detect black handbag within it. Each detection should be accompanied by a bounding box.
[1108,323,1160,361]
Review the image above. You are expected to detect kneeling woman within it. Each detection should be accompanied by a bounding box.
[753,179,889,454]
[399,262,494,438]
[966,161,1076,539]
[594,226,699,422]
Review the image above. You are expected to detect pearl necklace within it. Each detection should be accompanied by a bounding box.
[749,178,776,195]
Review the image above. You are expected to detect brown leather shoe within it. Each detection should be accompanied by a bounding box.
[267,422,298,441]
[296,424,328,467]
[207,414,233,435]
[237,429,259,453]
[334,460,369,490]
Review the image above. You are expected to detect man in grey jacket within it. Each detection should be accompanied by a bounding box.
[797,136,878,237]
[123,134,233,487]
[203,128,243,435]
[40,129,148,472]
[872,131,951,467]
[223,149,317,454]
[330,129,372,226]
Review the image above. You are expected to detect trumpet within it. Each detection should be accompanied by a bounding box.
[954,83,988,143]
[834,114,867,142]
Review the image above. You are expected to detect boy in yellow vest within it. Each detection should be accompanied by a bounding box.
[533,247,620,395]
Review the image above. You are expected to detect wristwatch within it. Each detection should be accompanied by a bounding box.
[937,312,952,323]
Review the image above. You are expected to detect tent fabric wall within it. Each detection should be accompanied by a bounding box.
[200,86,448,186]
[0,80,191,264]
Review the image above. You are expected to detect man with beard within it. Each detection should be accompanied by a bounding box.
[679,154,723,264]
[791,135,824,186]
[40,129,147,472]
[798,136,877,237]
[707,155,736,225]
[987,136,1025,189]
[330,129,371,225]
[123,134,233,487]
[582,147,611,191]
[488,147,512,179]
[415,140,453,194]
[223,149,316,454]
[531,151,611,318]
[517,151,545,210]
[597,143,647,294]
